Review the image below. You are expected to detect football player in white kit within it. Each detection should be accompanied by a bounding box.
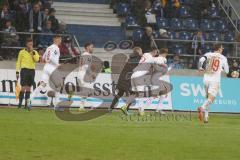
[150,48,171,114]
[198,43,229,123]
[28,35,62,109]
[130,47,159,116]
[78,42,95,111]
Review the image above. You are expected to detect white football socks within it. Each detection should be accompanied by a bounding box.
[201,99,212,110]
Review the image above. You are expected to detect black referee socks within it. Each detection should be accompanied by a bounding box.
[25,91,31,101]
[18,91,25,107]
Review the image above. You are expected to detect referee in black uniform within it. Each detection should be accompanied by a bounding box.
[16,38,40,109]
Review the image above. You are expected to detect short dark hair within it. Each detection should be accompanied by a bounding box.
[53,34,61,39]
[84,42,93,49]
[213,43,223,51]
[25,37,33,43]
[159,48,168,54]
[151,46,158,51]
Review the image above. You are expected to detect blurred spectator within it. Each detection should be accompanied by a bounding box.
[59,36,79,58]
[227,59,240,78]
[145,1,157,25]
[192,31,205,55]
[38,20,53,47]
[168,54,184,69]
[0,4,14,29]
[162,0,180,18]
[42,0,53,9]
[28,3,43,32]
[156,29,168,48]
[48,8,59,32]
[139,26,153,53]
[19,0,31,14]
[57,21,67,34]
[15,0,31,31]
[8,0,18,10]
[102,61,112,73]
[1,19,19,59]
[42,8,49,25]
[1,19,19,46]
[1,4,13,20]
[192,0,215,20]
[236,33,240,42]
[132,0,147,26]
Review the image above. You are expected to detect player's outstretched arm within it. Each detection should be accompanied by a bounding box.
[223,58,229,74]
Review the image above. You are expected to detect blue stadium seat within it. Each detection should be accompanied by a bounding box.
[208,7,220,18]
[116,3,130,17]
[171,18,183,30]
[224,32,235,42]
[222,45,230,56]
[152,30,160,39]
[215,19,228,32]
[156,17,169,29]
[125,16,139,29]
[167,31,177,39]
[207,32,221,41]
[170,43,183,49]
[200,19,214,31]
[169,43,185,54]
[182,18,199,31]
[173,47,186,54]
[178,31,192,40]
[132,29,144,42]
[179,6,191,18]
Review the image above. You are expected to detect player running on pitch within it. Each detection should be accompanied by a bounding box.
[198,43,229,123]
[78,42,95,111]
[109,47,143,112]
[125,46,159,116]
[28,35,62,109]
[149,48,172,114]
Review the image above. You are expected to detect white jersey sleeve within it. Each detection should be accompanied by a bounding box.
[222,57,229,74]
[199,55,207,70]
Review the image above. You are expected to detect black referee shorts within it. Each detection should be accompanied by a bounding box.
[20,68,35,86]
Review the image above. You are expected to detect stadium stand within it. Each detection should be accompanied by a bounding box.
[53,1,125,48]
[111,0,239,68]
[0,0,239,69]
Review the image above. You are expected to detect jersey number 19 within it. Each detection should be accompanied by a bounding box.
[206,57,220,73]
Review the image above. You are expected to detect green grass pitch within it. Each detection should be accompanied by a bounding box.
[0,108,240,160]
